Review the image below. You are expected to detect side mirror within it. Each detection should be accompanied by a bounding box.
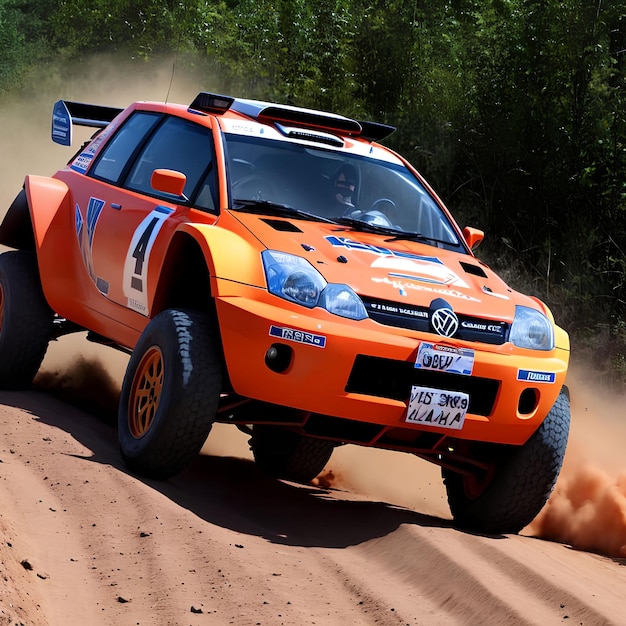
[463,226,484,251]
[151,169,187,198]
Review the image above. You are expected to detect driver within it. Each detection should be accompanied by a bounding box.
[330,164,358,215]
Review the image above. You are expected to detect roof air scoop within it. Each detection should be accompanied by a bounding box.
[188,92,235,115]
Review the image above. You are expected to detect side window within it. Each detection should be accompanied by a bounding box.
[91,112,161,183]
[125,117,217,211]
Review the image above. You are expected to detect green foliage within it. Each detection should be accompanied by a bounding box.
[1,0,626,351]
[0,0,55,91]
[50,0,194,58]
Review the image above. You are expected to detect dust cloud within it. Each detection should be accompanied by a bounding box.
[34,352,121,423]
[3,58,626,559]
[0,54,219,211]
[530,464,626,557]
[527,366,626,557]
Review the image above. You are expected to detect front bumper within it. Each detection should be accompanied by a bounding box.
[215,282,569,447]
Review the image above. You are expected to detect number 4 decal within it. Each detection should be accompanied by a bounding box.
[123,205,174,315]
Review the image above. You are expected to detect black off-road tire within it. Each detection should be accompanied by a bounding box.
[443,390,570,534]
[0,251,53,389]
[118,309,223,479]
[250,426,335,483]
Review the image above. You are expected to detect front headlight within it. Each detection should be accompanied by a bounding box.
[320,284,367,319]
[262,250,367,320]
[510,305,554,350]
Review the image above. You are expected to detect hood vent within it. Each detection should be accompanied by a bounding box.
[460,261,488,278]
[261,218,303,232]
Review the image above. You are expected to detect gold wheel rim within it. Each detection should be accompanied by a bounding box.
[128,346,164,438]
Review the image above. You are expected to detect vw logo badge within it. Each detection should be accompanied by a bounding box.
[431,307,459,337]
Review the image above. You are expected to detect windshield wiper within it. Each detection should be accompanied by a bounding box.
[331,217,452,246]
[331,216,417,237]
[232,199,336,223]
[231,202,454,246]
[385,232,452,246]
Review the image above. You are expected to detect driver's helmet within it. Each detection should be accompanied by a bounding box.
[360,210,392,228]
[332,163,358,201]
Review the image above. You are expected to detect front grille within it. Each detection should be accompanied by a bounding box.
[362,297,509,345]
[346,355,499,416]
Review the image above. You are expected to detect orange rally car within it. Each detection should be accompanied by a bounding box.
[0,93,570,533]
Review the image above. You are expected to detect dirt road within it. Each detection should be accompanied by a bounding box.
[0,338,625,626]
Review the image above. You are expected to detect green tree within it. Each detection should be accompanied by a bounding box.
[3,0,626,332]
[442,0,626,324]
[0,0,55,91]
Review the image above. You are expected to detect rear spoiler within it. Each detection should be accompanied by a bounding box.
[52,100,123,146]
[189,92,396,142]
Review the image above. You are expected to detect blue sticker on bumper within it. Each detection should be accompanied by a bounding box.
[269,325,326,348]
[517,369,556,383]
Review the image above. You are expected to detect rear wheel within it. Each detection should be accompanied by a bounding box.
[0,251,53,389]
[250,425,335,483]
[118,309,222,479]
[442,390,570,534]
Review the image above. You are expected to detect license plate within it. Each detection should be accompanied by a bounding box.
[405,385,469,430]
[415,342,474,375]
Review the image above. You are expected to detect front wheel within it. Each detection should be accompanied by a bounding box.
[0,251,53,389]
[250,426,335,483]
[118,309,223,479]
[442,390,570,534]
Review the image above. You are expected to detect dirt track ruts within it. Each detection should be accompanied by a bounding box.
[1,367,625,626]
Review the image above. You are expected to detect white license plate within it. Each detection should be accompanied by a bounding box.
[415,342,474,375]
[405,385,469,430]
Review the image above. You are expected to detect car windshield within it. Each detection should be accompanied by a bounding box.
[224,133,464,251]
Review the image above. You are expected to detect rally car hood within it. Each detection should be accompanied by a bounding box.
[230,211,539,324]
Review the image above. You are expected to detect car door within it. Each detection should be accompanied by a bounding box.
[75,111,218,316]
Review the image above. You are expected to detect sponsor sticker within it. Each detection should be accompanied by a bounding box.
[70,123,115,172]
[70,152,94,173]
[517,369,556,384]
[269,325,326,348]
[52,100,72,146]
[326,235,439,263]
[370,275,481,303]
[368,301,428,320]
[75,197,105,287]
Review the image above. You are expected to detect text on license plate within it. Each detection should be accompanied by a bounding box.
[415,342,474,375]
[405,385,469,430]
